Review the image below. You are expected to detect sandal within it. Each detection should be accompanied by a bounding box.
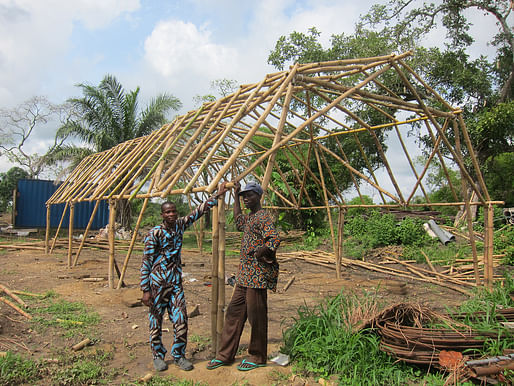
[236,359,266,371]
[206,358,230,370]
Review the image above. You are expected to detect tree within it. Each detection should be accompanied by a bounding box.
[53,74,182,228]
[0,96,72,178]
[0,167,29,212]
[362,0,513,102]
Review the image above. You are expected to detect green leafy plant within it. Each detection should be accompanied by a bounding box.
[281,290,418,383]
[0,352,40,386]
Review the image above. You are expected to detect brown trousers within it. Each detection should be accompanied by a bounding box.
[217,285,268,364]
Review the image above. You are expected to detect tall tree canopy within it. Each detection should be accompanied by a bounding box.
[53,74,182,168]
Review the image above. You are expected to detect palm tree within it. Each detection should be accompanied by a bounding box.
[52,74,182,228]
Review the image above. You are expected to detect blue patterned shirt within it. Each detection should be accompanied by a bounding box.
[140,196,217,292]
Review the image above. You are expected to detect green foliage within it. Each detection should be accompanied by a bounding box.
[138,376,207,386]
[29,294,100,337]
[483,152,514,207]
[444,273,514,357]
[282,291,418,383]
[54,350,114,385]
[493,224,514,265]
[345,210,429,251]
[0,352,40,386]
[0,166,29,212]
[403,241,473,265]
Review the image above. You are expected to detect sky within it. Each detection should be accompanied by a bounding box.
[0,0,503,190]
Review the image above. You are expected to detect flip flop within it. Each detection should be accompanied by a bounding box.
[236,359,266,371]
[206,359,230,370]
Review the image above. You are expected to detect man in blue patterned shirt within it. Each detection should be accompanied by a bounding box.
[140,183,229,372]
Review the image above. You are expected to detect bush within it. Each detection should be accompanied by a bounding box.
[345,210,429,250]
[282,291,419,383]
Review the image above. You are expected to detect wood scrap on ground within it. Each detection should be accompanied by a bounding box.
[277,246,502,295]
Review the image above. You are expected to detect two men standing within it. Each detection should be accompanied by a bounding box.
[140,181,280,372]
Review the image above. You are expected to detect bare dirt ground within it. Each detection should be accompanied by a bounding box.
[0,237,470,385]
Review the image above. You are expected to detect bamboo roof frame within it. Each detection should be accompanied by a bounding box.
[45,52,503,291]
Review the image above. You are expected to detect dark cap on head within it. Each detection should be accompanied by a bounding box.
[238,181,263,196]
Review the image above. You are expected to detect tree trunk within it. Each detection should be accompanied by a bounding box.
[116,199,132,230]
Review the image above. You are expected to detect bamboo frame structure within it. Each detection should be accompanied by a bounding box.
[44,52,502,342]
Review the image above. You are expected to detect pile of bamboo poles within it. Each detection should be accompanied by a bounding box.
[277,247,504,295]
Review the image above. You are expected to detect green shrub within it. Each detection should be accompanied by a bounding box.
[282,291,417,383]
[345,210,429,250]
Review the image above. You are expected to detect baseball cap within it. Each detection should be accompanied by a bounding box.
[238,181,263,196]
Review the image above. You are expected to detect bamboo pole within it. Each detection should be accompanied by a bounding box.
[261,80,294,194]
[336,209,344,279]
[73,200,101,267]
[485,204,494,289]
[67,203,75,268]
[215,63,393,189]
[0,284,28,308]
[313,143,337,269]
[108,199,117,289]
[129,108,205,201]
[453,120,480,285]
[0,297,32,319]
[185,77,270,194]
[50,201,68,254]
[211,201,219,355]
[45,205,51,254]
[156,99,224,189]
[161,88,245,196]
[390,61,485,204]
[216,194,226,350]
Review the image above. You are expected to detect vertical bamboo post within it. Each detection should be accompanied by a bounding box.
[108,199,117,289]
[73,200,101,267]
[117,197,149,289]
[211,204,219,355]
[50,201,69,254]
[199,217,204,254]
[453,120,480,285]
[336,209,344,279]
[216,194,226,349]
[45,205,51,254]
[484,203,494,289]
[67,203,75,268]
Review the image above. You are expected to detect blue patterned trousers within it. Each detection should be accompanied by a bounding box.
[148,282,188,360]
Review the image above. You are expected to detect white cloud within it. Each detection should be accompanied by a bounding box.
[144,19,238,83]
[0,0,140,106]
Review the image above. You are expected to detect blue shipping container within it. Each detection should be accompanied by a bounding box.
[15,179,109,229]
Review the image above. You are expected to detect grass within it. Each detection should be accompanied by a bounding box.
[189,334,210,352]
[0,352,40,386]
[134,377,207,386]
[27,291,101,338]
[281,290,423,384]
[52,349,115,385]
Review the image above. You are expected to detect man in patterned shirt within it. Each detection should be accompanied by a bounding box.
[140,183,229,372]
[207,181,281,371]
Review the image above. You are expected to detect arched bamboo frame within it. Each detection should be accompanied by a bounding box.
[44,52,503,343]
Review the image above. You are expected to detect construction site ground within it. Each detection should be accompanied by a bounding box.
[0,236,477,385]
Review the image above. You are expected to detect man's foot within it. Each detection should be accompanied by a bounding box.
[175,357,194,371]
[153,357,168,371]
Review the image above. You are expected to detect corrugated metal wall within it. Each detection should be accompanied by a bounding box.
[14,179,109,229]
